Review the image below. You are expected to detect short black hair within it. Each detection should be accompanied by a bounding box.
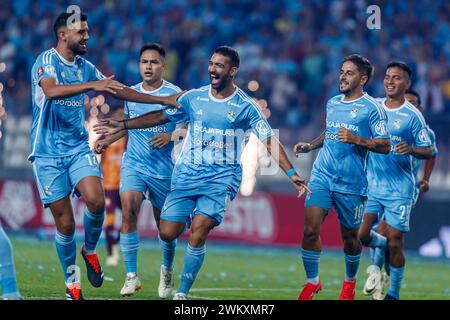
[214,46,240,68]
[386,61,412,79]
[342,54,374,85]
[140,43,166,58]
[54,12,88,41]
[405,89,421,106]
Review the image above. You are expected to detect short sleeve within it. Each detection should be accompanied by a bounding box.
[368,105,390,139]
[163,91,190,124]
[427,127,438,156]
[35,54,57,85]
[235,104,274,142]
[411,115,431,148]
[85,60,106,81]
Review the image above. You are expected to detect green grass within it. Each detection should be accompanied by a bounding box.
[9,235,450,300]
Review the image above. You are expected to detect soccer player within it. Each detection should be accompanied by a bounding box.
[359,62,433,300]
[99,108,126,267]
[94,43,183,298]
[94,46,310,300]
[294,55,391,300]
[0,100,23,300]
[30,12,181,300]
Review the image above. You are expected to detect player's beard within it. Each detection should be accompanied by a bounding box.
[339,80,358,96]
[68,40,87,56]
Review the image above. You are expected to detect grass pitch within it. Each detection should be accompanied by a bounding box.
[9,235,450,300]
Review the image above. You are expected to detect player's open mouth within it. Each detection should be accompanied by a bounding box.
[210,74,220,84]
[79,42,87,49]
[145,72,153,77]
[386,85,395,91]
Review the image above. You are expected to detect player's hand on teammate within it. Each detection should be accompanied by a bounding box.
[93,138,109,154]
[161,91,186,109]
[290,173,312,198]
[94,118,123,136]
[338,128,359,144]
[294,142,312,156]
[92,75,126,95]
[419,179,429,193]
[394,141,412,155]
[148,133,171,149]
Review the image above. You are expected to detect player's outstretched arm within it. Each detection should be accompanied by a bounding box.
[93,130,127,154]
[40,76,126,99]
[338,127,390,154]
[94,110,169,136]
[264,136,311,197]
[293,131,325,156]
[110,88,184,109]
[395,142,433,159]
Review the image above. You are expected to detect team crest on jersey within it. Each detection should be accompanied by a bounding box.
[76,69,83,81]
[44,65,56,77]
[255,120,271,136]
[44,185,52,196]
[166,107,177,115]
[227,111,236,122]
[393,119,401,129]
[350,108,358,119]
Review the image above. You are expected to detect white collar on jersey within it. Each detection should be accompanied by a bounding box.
[381,97,409,112]
[139,80,165,94]
[339,92,368,103]
[208,85,239,103]
[52,48,77,66]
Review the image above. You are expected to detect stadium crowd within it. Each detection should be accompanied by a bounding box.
[0,0,449,153]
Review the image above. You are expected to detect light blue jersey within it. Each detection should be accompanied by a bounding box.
[412,125,438,181]
[29,48,105,160]
[123,80,181,179]
[310,93,389,196]
[367,98,432,201]
[163,85,274,196]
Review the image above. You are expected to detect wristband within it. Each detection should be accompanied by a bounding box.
[123,120,128,130]
[287,168,296,178]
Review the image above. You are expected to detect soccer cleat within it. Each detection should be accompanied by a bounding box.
[173,292,188,300]
[81,244,104,288]
[339,279,356,300]
[373,271,389,300]
[362,265,381,296]
[297,281,322,300]
[120,274,142,297]
[158,266,174,299]
[66,282,84,300]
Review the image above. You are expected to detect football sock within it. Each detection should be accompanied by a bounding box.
[372,247,385,269]
[344,252,361,281]
[158,234,177,270]
[369,231,387,249]
[120,231,139,274]
[387,265,404,299]
[0,225,18,294]
[301,249,320,285]
[178,244,206,294]
[55,231,77,285]
[83,208,104,253]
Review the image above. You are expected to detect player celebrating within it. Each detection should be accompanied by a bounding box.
[0,99,23,300]
[94,46,310,300]
[294,55,391,300]
[359,62,433,300]
[94,43,183,298]
[29,12,181,300]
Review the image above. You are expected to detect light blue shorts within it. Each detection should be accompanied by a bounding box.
[305,180,366,230]
[31,147,102,207]
[160,186,235,227]
[120,166,171,210]
[364,196,414,233]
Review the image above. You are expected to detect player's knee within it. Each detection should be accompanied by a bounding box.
[85,197,105,214]
[188,231,206,248]
[59,220,75,235]
[303,225,320,242]
[358,230,371,245]
[159,229,177,243]
[388,239,403,255]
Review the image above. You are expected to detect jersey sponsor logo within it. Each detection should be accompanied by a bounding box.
[227,101,241,108]
[393,119,401,129]
[55,99,83,107]
[326,121,359,132]
[193,123,234,136]
[255,120,271,136]
[77,69,83,81]
[395,111,409,117]
[165,107,178,115]
[418,128,430,144]
[136,125,168,134]
[227,111,237,123]
[195,109,203,116]
[354,103,365,107]
[350,108,358,119]
[374,120,387,136]
[196,96,209,102]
